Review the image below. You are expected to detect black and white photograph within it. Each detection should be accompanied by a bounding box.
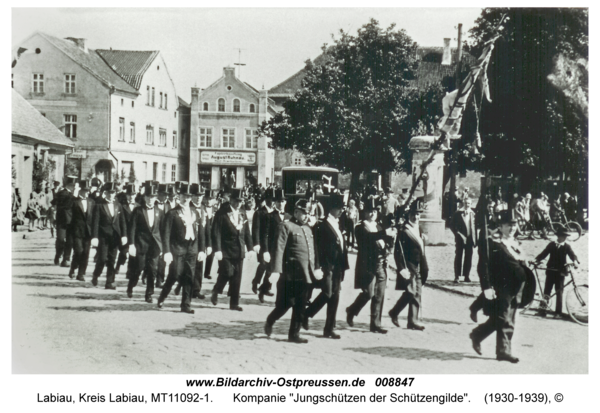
[8,3,593,408]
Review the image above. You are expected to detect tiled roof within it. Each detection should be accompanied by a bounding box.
[12,90,74,148]
[96,49,159,90]
[269,52,332,96]
[37,32,138,95]
[178,96,190,108]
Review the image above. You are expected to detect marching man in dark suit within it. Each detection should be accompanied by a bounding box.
[305,194,349,339]
[251,188,275,297]
[157,183,207,314]
[264,199,322,343]
[52,176,78,267]
[190,184,212,300]
[91,182,127,289]
[389,200,428,331]
[346,198,396,333]
[116,184,139,277]
[154,183,171,288]
[67,180,94,281]
[451,197,477,283]
[210,189,254,311]
[126,183,164,303]
[469,210,536,363]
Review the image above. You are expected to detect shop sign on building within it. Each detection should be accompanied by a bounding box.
[200,151,256,165]
[68,150,87,159]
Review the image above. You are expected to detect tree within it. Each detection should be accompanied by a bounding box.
[263,19,444,188]
[32,157,56,191]
[128,166,137,184]
[468,8,588,187]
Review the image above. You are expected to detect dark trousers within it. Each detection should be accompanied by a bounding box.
[266,278,309,339]
[69,237,91,277]
[306,269,343,333]
[204,251,215,278]
[454,238,474,278]
[158,243,197,311]
[55,226,73,263]
[93,235,119,286]
[155,258,166,285]
[252,254,272,294]
[127,247,160,298]
[389,273,422,326]
[469,293,487,314]
[471,296,518,356]
[347,265,387,329]
[346,224,356,248]
[543,271,565,314]
[116,245,128,271]
[193,260,204,296]
[213,259,244,308]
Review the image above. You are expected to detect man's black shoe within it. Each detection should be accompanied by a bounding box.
[407,323,425,331]
[211,291,218,306]
[91,276,98,287]
[68,271,74,279]
[264,322,273,337]
[264,291,274,297]
[54,257,60,265]
[370,326,388,334]
[470,311,478,323]
[126,289,133,298]
[230,306,243,312]
[323,331,341,339]
[145,296,153,304]
[204,274,212,280]
[497,353,519,363]
[181,308,195,314]
[453,277,460,284]
[258,292,265,303]
[193,292,205,300]
[346,308,354,327]
[389,311,400,327]
[251,282,258,294]
[464,277,472,283]
[155,280,163,288]
[105,284,116,290]
[60,260,70,268]
[157,300,164,309]
[76,276,85,282]
[288,337,308,344]
[302,317,309,331]
[469,332,482,355]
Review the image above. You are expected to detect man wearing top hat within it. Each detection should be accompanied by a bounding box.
[210,188,254,311]
[389,200,428,331]
[116,184,139,277]
[166,184,179,210]
[91,182,127,289]
[451,197,478,283]
[189,183,212,299]
[260,189,292,302]
[305,193,350,339]
[469,210,536,363]
[153,183,171,287]
[157,183,207,313]
[203,189,219,280]
[251,187,275,298]
[67,180,95,281]
[264,199,322,343]
[52,176,79,267]
[346,198,396,333]
[126,182,165,303]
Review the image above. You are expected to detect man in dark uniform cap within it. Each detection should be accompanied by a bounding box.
[91,182,127,289]
[52,176,78,267]
[67,180,95,281]
[264,199,321,343]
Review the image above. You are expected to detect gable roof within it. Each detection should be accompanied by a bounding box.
[96,49,159,90]
[269,52,332,96]
[12,90,74,149]
[35,32,138,95]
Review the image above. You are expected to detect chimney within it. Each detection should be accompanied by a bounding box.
[191,87,200,112]
[442,38,451,66]
[223,66,236,79]
[65,37,88,53]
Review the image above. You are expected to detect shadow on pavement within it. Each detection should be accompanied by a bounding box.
[158,320,276,341]
[345,346,484,361]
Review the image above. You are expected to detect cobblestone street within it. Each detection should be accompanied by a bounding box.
[12,228,588,374]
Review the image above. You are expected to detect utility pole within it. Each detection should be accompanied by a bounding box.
[449,23,463,218]
[233,48,246,79]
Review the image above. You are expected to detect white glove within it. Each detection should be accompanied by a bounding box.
[121,236,127,246]
[163,252,173,264]
[197,252,206,262]
[483,288,496,300]
[253,245,261,254]
[263,251,271,263]
[385,227,397,237]
[91,238,99,247]
[271,272,280,279]
[313,268,323,280]
[206,247,212,256]
[399,268,411,280]
[128,244,136,257]
[215,251,223,261]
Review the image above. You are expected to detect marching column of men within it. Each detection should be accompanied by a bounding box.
[55,179,544,361]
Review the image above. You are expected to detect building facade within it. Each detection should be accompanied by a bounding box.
[12,32,184,185]
[189,67,275,189]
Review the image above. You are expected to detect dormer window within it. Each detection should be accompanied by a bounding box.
[233,99,240,113]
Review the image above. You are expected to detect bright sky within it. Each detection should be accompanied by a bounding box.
[12,7,483,103]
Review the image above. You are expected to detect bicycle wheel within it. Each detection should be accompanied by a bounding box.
[566,221,582,242]
[566,285,588,325]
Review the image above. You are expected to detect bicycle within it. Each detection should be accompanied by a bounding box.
[553,210,583,242]
[522,262,588,326]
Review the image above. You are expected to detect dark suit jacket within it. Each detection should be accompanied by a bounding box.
[211,205,252,260]
[92,199,127,241]
[120,201,139,232]
[394,223,429,290]
[535,241,578,275]
[162,205,205,256]
[267,209,292,254]
[271,218,320,283]
[52,189,75,227]
[252,205,272,250]
[315,218,349,277]
[69,198,95,239]
[129,203,164,254]
[451,208,477,245]
[353,222,390,289]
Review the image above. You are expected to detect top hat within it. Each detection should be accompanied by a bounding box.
[157,183,168,194]
[274,188,286,202]
[204,189,212,198]
[174,181,183,192]
[407,199,425,215]
[53,180,60,188]
[178,183,192,196]
[264,188,275,200]
[497,210,517,225]
[294,199,310,213]
[231,188,244,201]
[385,186,393,193]
[364,198,378,212]
[102,182,117,192]
[143,182,158,196]
[78,180,90,191]
[64,176,78,186]
[330,194,345,210]
[124,184,136,195]
[554,224,571,237]
[190,183,202,196]
[166,184,176,196]
[90,177,102,188]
